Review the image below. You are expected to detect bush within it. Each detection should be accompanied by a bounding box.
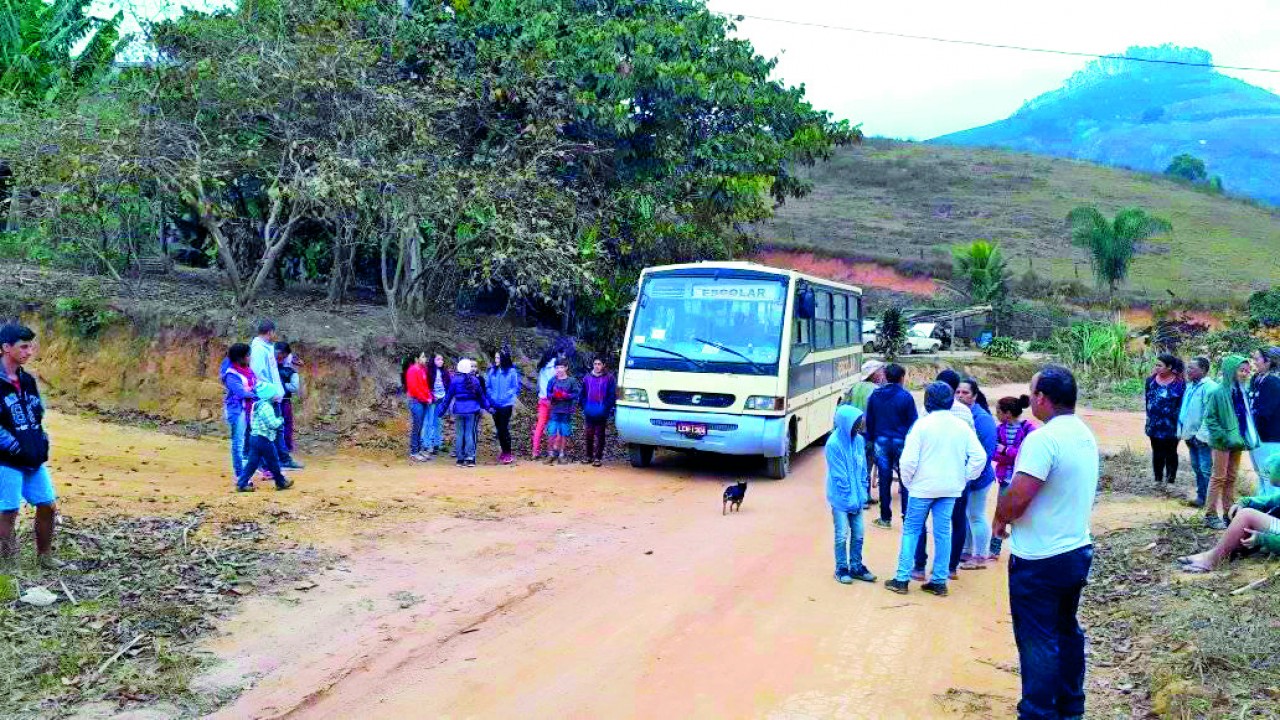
[53,279,119,338]
[1246,288,1280,328]
[1049,322,1136,382]
[1198,327,1260,363]
[983,336,1023,360]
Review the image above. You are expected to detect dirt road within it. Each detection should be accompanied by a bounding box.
[42,388,1181,720]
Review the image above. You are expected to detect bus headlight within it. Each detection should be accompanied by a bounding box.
[621,387,649,404]
[745,396,786,411]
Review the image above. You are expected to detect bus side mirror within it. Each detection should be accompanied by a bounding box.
[796,289,816,319]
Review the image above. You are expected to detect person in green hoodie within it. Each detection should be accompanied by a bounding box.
[1177,459,1280,572]
[1202,355,1258,529]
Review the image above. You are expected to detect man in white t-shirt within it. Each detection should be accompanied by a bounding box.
[994,365,1098,720]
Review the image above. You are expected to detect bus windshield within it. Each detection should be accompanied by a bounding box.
[626,273,787,375]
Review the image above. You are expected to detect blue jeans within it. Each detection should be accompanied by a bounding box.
[914,489,968,573]
[1009,545,1093,720]
[227,414,247,481]
[421,401,443,451]
[408,398,428,455]
[832,508,866,572]
[895,496,955,584]
[874,437,906,521]
[964,483,993,558]
[454,412,479,462]
[1186,438,1213,505]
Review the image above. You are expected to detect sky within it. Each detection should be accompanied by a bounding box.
[91,0,1280,139]
[703,0,1280,139]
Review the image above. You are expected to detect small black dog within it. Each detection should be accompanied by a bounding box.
[722,481,747,515]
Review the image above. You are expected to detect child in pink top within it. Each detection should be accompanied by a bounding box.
[990,394,1035,557]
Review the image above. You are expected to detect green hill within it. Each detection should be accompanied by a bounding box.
[933,45,1280,207]
[752,139,1280,302]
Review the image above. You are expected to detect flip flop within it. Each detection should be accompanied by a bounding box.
[1175,556,1196,565]
[1181,563,1213,574]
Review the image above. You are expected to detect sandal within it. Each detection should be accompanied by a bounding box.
[1181,563,1213,574]
[959,560,987,570]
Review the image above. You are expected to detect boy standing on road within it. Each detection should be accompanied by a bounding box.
[827,404,876,584]
[275,342,302,457]
[0,323,62,570]
[545,358,581,465]
[220,343,256,480]
[994,365,1098,720]
[580,357,616,467]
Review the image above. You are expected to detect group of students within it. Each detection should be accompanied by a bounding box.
[1142,347,1280,572]
[829,362,1100,719]
[1144,348,1280,528]
[401,345,617,468]
[219,320,305,492]
[829,361,1039,590]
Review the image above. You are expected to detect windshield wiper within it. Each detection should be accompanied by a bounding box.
[693,337,765,374]
[633,343,706,369]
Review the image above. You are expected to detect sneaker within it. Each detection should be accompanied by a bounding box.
[37,554,69,571]
[236,484,256,493]
[949,571,959,581]
[465,459,477,467]
[872,518,893,529]
[276,479,294,490]
[410,453,429,463]
[920,582,949,597]
[580,457,592,465]
[592,459,602,467]
[884,578,909,594]
[960,559,988,570]
[850,566,877,583]
[282,460,305,470]
[834,568,853,585]
[910,568,926,582]
[546,455,559,466]
[1205,515,1227,530]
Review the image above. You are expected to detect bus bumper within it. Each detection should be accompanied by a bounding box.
[616,407,789,458]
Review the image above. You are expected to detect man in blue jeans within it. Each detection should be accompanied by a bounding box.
[866,363,918,528]
[1178,356,1217,507]
[884,382,987,596]
[995,366,1099,720]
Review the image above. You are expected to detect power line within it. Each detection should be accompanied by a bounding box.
[718,12,1280,74]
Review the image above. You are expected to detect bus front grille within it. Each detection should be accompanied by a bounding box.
[649,419,739,431]
[657,391,735,408]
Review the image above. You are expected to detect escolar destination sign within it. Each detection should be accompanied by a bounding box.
[689,283,781,301]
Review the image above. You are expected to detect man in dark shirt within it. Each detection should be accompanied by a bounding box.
[866,363,919,528]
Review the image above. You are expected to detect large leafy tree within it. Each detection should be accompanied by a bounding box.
[0,0,121,104]
[1067,206,1172,294]
[951,240,1009,304]
[1164,153,1207,183]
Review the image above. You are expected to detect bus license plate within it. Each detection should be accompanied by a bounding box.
[676,422,708,437]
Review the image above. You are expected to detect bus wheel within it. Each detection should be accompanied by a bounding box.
[628,444,654,468]
[764,452,790,480]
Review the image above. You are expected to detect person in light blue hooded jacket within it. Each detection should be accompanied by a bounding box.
[827,404,877,584]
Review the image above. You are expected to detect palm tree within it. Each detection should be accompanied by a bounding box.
[1067,206,1172,295]
[0,0,121,105]
[951,240,1009,304]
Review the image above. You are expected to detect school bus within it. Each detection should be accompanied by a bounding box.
[615,261,863,478]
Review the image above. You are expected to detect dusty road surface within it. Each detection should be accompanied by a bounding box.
[42,394,1182,720]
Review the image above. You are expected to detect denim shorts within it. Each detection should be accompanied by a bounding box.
[0,465,57,512]
[548,416,574,438]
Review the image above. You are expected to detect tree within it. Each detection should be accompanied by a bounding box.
[879,307,907,360]
[1164,154,1208,184]
[1066,206,1172,294]
[951,240,1009,304]
[0,0,121,105]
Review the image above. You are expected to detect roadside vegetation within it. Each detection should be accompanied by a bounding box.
[0,512,324,718]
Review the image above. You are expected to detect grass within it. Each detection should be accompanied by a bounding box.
[0,512,324,718]
[1083,516,1280,719]
[754,140,1280,302]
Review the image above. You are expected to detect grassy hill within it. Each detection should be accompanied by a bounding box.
[751,139,1280,303]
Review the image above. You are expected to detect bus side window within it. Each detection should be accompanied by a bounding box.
[792,290,811,363]
[833,294,848,346]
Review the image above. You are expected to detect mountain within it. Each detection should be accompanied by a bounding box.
[932,45,1280,206]
[750,139,1280,302]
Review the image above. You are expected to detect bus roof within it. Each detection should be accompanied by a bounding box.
[640,261,862,295]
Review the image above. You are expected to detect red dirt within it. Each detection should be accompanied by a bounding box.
[753,250,940,295]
